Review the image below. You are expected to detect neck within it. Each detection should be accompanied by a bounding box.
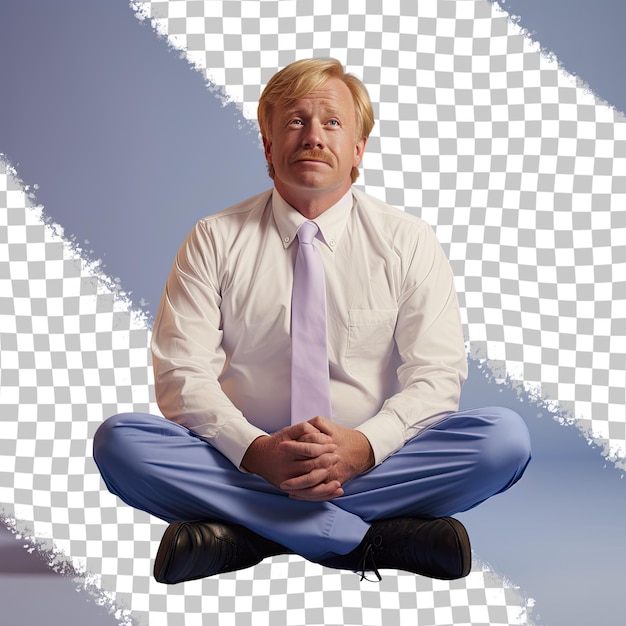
[274,181,351,219]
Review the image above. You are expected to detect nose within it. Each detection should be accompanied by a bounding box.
[302,121,324,149]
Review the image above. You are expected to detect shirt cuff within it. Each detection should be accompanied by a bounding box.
[205,419,269,470]
[354,412,406,466]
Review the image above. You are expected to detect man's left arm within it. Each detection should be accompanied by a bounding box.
[354,221,468,466]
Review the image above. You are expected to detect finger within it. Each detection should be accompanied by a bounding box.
[295,432,334,445]
[307,415,334,436]
[288,483,344,502]
[279,470,327,492]
[280,421,321,439]
[279,457,339,491]
[280,440,337,459]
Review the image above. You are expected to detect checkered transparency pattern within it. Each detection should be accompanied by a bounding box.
[0,160,160,626]
[133,0,626,462]
[0,156,533,625]
[2,0,624,623]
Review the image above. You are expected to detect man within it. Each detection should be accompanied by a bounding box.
[93,58,531,584]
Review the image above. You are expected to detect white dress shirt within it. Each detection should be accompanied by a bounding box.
[151,187,468,470]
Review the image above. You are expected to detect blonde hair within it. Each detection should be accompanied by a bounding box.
[258,59,374,183]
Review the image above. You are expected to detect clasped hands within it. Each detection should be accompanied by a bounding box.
[241,416,374,502]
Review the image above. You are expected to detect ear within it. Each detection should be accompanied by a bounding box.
[353,137,367,168]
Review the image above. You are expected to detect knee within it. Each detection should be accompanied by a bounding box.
[480,407,531,480]
[92,412,143,468]
[93,413,124,453]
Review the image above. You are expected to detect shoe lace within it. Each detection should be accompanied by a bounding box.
[357,536,382,582]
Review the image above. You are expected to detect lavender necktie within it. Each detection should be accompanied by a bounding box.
[290,221,332,424]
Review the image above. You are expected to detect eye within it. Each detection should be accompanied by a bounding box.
[327,119,340,127]
[289,119,303,126]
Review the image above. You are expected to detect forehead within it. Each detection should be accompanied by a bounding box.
[280,78,355,116]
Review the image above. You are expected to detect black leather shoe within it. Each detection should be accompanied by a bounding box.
[154,520,291,584]
[320,516,471,581]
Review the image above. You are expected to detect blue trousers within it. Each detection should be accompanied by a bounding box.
[93,407,530,561]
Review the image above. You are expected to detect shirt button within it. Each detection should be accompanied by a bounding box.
[284,236,290,243]
[329,239,336,247]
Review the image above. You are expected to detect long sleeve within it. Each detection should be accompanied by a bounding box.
[348,196,468,465]
[151,211,270,470]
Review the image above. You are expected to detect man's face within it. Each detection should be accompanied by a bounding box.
[263,78,366,206]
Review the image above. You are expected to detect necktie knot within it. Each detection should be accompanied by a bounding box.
[297,221,319,245]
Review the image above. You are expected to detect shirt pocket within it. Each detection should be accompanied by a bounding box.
[346,309,398,376]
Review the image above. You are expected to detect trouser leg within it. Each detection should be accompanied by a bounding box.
[336,406,531,521]
[93,413,369,561]
[93,407,530,561]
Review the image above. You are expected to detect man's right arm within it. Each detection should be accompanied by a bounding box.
[151,221,269,468]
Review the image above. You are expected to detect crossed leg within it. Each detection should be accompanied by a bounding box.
[93,406,530,562]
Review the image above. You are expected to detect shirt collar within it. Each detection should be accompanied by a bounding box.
[272,188,354,252]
